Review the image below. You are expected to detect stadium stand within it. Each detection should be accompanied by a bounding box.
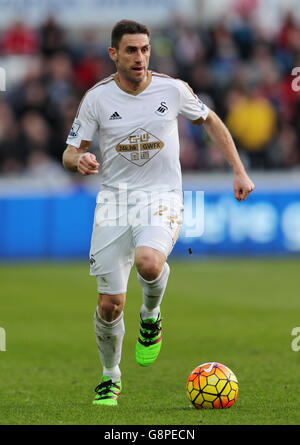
[0,11,299,178]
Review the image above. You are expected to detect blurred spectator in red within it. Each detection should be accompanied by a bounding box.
[1,21,39,55]
[231,0,258,18]
[70,29,113,92]
[277,13,300,53]
[74,52,109,92]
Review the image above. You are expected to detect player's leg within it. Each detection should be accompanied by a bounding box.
[133,192,182,366]
[135,246,169,321]
[95,291,126,380]
[92,265,131,406]
[89,213,134,405]
[134,243,171,367]
[93,289,126,406]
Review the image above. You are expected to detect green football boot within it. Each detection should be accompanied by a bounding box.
[136,315,162,367]
[93,376,122,406]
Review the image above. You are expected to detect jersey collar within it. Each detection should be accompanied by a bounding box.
[113,70,152,96]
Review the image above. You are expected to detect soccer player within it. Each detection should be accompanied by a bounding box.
[62,20,255,406]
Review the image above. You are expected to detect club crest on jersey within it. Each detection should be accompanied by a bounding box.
[68,120,81,138]
[116,128,164,166]
[155,101,169,116]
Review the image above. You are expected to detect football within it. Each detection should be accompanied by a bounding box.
[186,362,239,409]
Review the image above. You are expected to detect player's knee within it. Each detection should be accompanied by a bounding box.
[98,293,124,322]
[136,255,163,281]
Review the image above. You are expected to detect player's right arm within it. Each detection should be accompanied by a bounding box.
[63,90,99,175]
[177,80,254,201]
[63,143,99,175]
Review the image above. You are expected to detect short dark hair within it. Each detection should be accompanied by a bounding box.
[111,19,150,49]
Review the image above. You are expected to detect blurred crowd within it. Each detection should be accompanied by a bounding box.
[0,11,300,180]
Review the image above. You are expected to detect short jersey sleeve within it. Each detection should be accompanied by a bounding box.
[177,80,209,123]
[66,91,98,148]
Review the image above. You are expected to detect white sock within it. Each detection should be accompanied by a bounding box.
[102,365,121,382]
[138,262,170,320]
[94,307,124,382]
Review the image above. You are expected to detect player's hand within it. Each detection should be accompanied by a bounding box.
[233,171,255,202]
[77,152,99,175]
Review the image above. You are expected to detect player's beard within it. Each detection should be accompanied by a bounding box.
[117,59,147,86]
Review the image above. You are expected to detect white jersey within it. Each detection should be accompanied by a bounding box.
[66,71,209,193]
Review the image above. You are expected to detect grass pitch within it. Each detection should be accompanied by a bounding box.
[1,258,300,425]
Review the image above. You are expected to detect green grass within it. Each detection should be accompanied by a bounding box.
[1,258,300,425]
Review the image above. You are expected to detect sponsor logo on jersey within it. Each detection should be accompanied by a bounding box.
[68,120,81,138]
[116,128,164,166]
[109,111,122,120]
[155,101,169,116]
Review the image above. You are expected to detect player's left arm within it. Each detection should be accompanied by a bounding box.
[199,110,255,202]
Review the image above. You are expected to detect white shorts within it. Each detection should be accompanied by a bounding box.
[89,190,183,294]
